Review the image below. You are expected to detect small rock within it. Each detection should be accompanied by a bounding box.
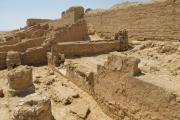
[62,83,68,87]
[72,93,80,98]
[0,89,4,97]
[171,71,178,76]
[63,97,73,105]
[167,60,172,63]
[34,79,41,84]
[48,70,54,75]
[35,75,41,78]
[45,78,55,86]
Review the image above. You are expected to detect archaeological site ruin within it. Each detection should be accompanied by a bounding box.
[0,0,180,119]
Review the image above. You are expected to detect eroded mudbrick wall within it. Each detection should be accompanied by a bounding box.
[26,19,51,27]
[0,37,45,52]
[85,0,180,41]
[46,6,84,29]
[61,6,84,25]
[51,40,125,57]
[21,47,48,66]
[51,20,88,43]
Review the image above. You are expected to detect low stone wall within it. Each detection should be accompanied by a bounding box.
[52,40,127,57]
[0,37,45,52]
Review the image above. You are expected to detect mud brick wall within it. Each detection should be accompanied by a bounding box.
[52,40,121,57]
[61,6,84,25]
[85,0,180,41]
[27,19,51,27]
[54,20,88,43]
[45,7,84,29]
[21,47,47,66]
[0,37,45,52]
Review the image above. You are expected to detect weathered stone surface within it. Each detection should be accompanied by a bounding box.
[7,65,35,96]
[6,51,21,70]
[13,95,52,120]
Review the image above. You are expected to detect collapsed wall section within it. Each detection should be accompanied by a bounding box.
[85,0,180,41]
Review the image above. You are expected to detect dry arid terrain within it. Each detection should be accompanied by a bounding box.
[0,0,180,120]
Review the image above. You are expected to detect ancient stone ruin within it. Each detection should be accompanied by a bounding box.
[7,65,35,96]
[0,0,180,119]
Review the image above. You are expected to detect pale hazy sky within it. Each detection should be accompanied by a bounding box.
[0,0,150,31]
